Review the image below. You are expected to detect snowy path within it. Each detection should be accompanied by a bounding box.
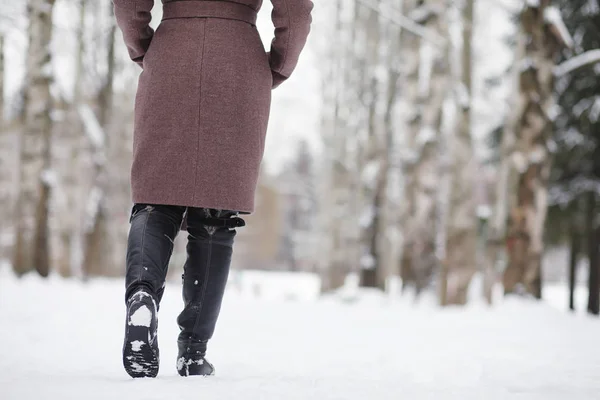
[1,271,600,400]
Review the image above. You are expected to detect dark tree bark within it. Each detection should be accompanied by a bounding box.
[568,211,580,311]
[587,192,599,315]
[14,0,56,277]
[503,0,570,299]
[82,3,116,277]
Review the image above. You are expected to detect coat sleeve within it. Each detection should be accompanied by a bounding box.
[268,0,314,89]
[113,0,155,68]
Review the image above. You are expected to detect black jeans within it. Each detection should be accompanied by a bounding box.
[125,204,243,343]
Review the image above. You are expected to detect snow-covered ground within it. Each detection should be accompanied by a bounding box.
[1,267,599,400]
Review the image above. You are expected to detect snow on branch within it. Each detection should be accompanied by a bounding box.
[77,104,105,149]
[480,0,520,13]
[454,82,470,110]
[409,4,441,24]
[417,126,436,147]
[355,0,447,48]
[418,43,435,98]
[361,160,381,188]
[554,49,600,77]
[30,1,54,15]
[590,97,600,123]
[83,186,103,233]
[544,6,574,49]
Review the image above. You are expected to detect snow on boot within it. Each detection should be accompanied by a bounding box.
[176,338,215,377]
[122,290,160,378]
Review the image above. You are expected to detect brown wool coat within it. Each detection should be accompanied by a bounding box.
[113,0,313,213]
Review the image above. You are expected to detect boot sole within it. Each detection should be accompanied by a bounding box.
[123,324,159,378]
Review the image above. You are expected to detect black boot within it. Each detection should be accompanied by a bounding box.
[177,338,215,376]
[122,289,160,378]
[176,208,244,377]
[123,204,184,378]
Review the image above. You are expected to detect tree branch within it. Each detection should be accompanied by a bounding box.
[355,0,447,47]
[554,49,600,77]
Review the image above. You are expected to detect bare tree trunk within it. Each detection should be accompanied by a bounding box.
[82,3,116,277]
[481,221,494,305]
[379,27,402,293]
[13,0,56,277]
[99,4,116,127]
[409,0,450,294]
[503,2,566,298]
[0,34,3,124]
[74,0,87,102]
[55,0,88,278]
[359,1,384,289]
[485,128,514,302]
[322,0,368,292]
[320,0,348,293]
[587,192,599,315]
[0,34,8,255]
[568,210,579,312]
[398,0,422,293]
[0,34,13,263]
[445,0,477,305]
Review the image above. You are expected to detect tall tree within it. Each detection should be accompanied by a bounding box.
[586,192,599,314]
[13,0,56,276]
[358,1,385,289]
[503,1,572,298]
[552,0,600,314]
[567,200,581,311]
[0,35,3,124]
[82,1,116,277]
[320,0,352,292]
[376,13,403,291]
[0,34,8,256]
[404,0,450,295]
[399,0,423,292]
[55,0,88,278]
[279,140,318,272]
[444,0,478,305]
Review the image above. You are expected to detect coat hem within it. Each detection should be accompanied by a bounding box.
[131,195,253,214]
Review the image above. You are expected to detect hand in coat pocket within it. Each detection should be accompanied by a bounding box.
[113,0,155,68]
[268,0,313,89]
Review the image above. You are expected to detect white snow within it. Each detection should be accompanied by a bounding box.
[129,305,151,327]
[528,144,547,164]
[455,82,471,110]
[360,252,376,270]
[176,357,186,371]
[417,126,437,147]
[40,169,58,187]
[590,97,600,123]
[511,151,528,173]
[130,341,145,352]
[543,6,574,49]
[178,357,204,369]
[77,104,105,149]
[355,0,446,47]
[83,186,102,232]
[476,204,492,219]
[554,49,600,77]
[361,160,381,187]
[130,363,145,373]
[359,205,375,229]
[1,267,600,399]
[418,43,435,98]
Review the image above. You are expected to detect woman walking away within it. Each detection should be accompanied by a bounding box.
[113,0,313,378]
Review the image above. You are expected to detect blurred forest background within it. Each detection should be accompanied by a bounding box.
[1,0,600,313]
